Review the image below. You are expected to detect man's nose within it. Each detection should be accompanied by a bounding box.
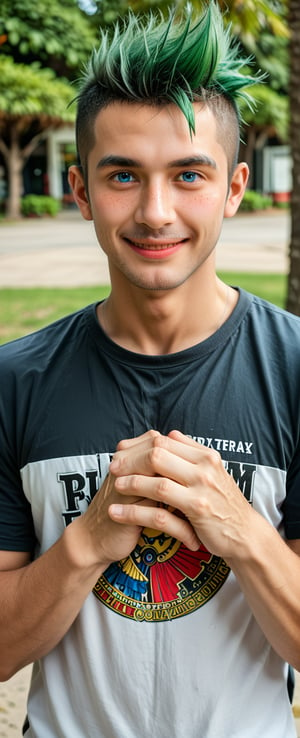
[134,179,176,229]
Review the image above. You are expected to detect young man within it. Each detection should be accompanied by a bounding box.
[0,4,299,737]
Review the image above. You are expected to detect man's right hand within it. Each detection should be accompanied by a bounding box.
[73,430,161,571]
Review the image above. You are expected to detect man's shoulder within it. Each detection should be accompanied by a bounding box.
[245,290,300,337]
[244,291,300,371]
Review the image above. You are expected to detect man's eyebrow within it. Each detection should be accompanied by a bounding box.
[96,155,142,169]
[168,155,217,169]
[96,154,217,170]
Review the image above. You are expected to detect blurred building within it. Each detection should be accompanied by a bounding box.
[20,125,76,207]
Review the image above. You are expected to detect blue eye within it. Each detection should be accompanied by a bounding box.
[114,172,134,183]
[180,171,199,183]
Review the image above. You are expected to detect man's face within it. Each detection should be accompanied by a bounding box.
[70,101,248,292]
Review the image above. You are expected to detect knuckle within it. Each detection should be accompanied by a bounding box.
[153,507,168,527]
[153,434,169,450]
[156,477,170,501]
[126,505,136,522]
[198,446,221,469]
[209,447,222,466]
[116,435,139,450]
[112,447,123,463]
[149,446,163,468]
[147,429,161,440]
[115,451,129,471]
[130,475,141,492]
[115,437,130,450]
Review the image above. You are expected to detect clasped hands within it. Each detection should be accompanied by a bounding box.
[106,429,252,562]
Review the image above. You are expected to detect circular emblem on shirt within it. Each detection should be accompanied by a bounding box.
[93,522,230,621]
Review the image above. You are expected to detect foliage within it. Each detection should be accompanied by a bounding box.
[21,195,61,217]
[273,199,290,210]
[0,57,75,119]
[244,33,289,93]
[88,0,129,26]
[218,0,288,38]
[0,0,97,78]
[238,190,273,212]
[240,83,289,141]
[89,0,288,40]
[0,0,94,218]
[0,22,76,218]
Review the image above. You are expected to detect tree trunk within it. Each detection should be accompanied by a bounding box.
[286,0,300,315]
[5,125,24,220]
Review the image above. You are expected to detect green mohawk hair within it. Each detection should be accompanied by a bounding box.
[78,1,260,135]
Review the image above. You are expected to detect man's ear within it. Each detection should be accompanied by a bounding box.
[68,165,93,221]
[224,162,249,218]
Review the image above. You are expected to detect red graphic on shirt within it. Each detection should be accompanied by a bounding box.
[93,522,230,621]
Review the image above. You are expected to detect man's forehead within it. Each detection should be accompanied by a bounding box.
[97,98,215,127]
[91,101,220,158]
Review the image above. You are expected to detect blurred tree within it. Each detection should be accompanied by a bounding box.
[286,0,300,315]
[233,2,289,179]
[0,0,96,78]
[239,83,289,188]
[0,0,97,217]
[0,57,75,219]
[89,0,288,40]
[217,0,288,38]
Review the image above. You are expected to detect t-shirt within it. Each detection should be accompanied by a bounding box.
[0,288,299,738]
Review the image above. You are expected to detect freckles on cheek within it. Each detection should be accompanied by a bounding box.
[191,193,223,216]
[91,196,117,224]
[202,189,225,204]
[95,193,130,218]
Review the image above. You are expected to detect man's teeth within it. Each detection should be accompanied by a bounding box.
[130,240,179,249]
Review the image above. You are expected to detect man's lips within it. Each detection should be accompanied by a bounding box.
[124,237,187,259]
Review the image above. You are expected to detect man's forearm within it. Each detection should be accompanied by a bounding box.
[0,451,152,682]
[227,514,300,670]
[0,522,103,681]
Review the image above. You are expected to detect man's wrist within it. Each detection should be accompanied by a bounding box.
[61,518,109,583]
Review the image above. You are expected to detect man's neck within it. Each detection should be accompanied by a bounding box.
[97,279,238,356]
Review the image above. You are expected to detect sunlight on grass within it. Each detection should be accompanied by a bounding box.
[0,274,287,345]
[0,286,110,344]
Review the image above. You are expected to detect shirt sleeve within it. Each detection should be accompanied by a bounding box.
[0,362,36,553]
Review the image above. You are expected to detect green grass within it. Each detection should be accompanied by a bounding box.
[0,286,110,344]
[218,272,287,307]
[0,273,287,344]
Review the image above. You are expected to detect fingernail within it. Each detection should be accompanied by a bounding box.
[110,504,123,517]
[115,476,126,488]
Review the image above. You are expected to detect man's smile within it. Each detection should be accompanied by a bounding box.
[124,237,188,258]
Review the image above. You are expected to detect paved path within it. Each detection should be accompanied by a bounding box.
[0,208,290,286]
[0,208,299,736]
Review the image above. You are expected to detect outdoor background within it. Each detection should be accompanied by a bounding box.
[0,0,300,312]
[0,1,300,736]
